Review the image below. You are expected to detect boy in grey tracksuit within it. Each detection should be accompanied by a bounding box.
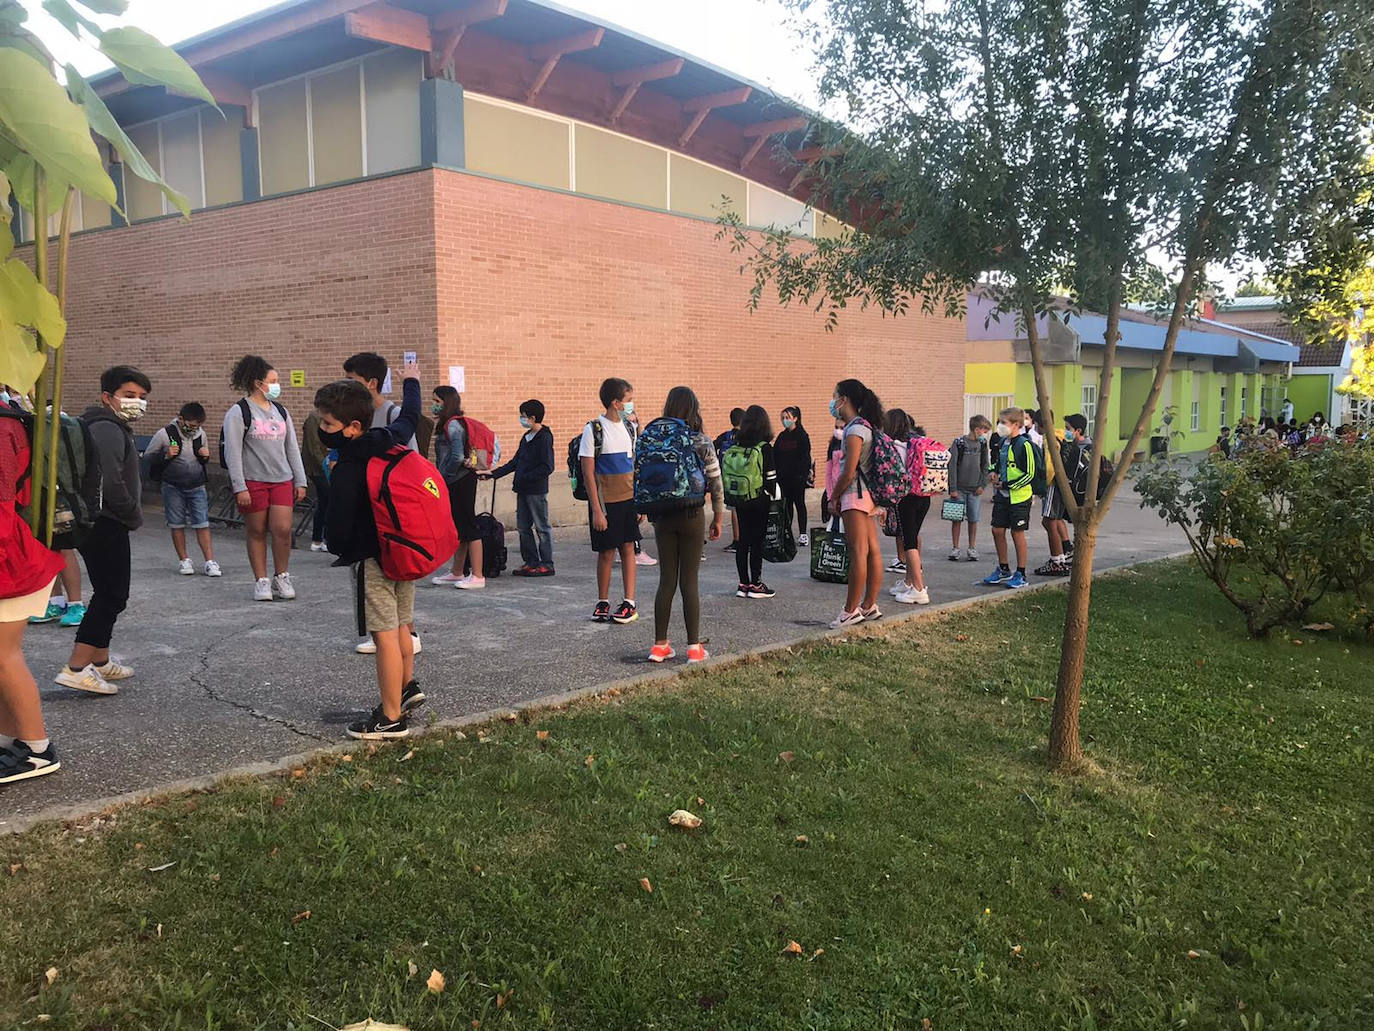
[948,415,992,561]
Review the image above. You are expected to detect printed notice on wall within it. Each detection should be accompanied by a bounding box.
[290,370,305,388]
[381,370,393,395]
[449,366,465,393]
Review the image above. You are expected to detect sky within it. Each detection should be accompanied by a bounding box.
[38,0,821,107]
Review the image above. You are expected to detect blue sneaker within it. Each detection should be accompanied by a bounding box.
[1005,571,1029,589]
[59,602,87,627]
[980,566,1011,586]
[29,601,65,625]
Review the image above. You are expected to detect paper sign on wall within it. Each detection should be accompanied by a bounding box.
[449,366,465,393]
[290,370,305,388]
[381,370,393,395]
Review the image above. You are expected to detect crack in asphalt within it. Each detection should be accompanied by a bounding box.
[188,623,329,742]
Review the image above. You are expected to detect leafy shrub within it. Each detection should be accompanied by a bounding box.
[1134,441,1374,636]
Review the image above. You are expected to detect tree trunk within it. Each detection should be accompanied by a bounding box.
[1048,520,1097,771]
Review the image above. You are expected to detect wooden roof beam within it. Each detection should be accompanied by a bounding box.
[345,3,433,52]
[678,86,752,147]
[433,0,507,32]
[609,57,684,123]
[742,116,811,138]
[525,27,604,102]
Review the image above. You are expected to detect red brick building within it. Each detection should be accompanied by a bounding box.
[13,0,966,486]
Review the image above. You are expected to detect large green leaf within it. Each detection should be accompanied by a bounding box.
[0,316,47,393]
[0,255,67,346]
[65,64,189,217]
[100,26,214,107]
[0,48,115,205]
[42,0,103,40]
[72,0,128,13]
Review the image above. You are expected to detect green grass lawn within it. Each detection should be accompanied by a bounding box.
[4,561,1372,1030]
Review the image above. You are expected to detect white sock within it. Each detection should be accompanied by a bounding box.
[23,737,50,753]
[624,599,636,606]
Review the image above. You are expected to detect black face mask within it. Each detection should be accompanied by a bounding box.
[317,426,348,449]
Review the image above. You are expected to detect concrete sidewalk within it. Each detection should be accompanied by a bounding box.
[3,496,1185,823]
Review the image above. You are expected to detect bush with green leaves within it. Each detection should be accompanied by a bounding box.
[1135,442,1374,637]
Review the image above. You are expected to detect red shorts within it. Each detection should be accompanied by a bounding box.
[239,479,295,514]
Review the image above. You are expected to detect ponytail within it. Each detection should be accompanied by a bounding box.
[836,378,884,430]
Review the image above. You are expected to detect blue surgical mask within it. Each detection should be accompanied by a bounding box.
[519,416,531,429]
[829,399,840,418]
[621,401,635,421]
[782,418,795,430]
[265,382,282,401]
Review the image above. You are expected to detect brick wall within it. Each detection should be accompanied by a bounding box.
[36,166,967,522]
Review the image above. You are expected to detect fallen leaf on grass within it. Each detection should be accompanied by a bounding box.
[147,861,177,873]
[1010,944,1023,959]
[810,948,824,960]
[496,991,512,1008]
[614,843,627,853]
[795,835,809,846]
[668,809,702,830]
[341,1021,410,1031]
[954,634,969,643]
[536,730,549,742]
[1187,949,1201,960]
[7,862,22,875]
[156,923,162,938]
[639,877,653,893]
[1081,892,1093,901]
[922,1020,934,1031]
[291,768,305,779]
[272,796,286,809]
[1030,696,1052,703]
[696,796,704,806]
[426,969,446,994]
[777,751,795,764]
[399,750,415,762]
[1291,639,1304,646]
[407,960,418,979]
[341,754,353,763]
[291,910,311,925]
[44,967,58,986]
[584,754,595,768]
[454,731,467,741]
[781,941,803,956]
[1302,622,1335,632]
[502,712,518,723]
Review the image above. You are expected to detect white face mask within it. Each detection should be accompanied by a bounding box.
[118,397,148,422]
[995,423,1009,437]
[265,382,282,401]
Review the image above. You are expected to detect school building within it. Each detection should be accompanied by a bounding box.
[963,295,1303,457]
[9,0,968,471]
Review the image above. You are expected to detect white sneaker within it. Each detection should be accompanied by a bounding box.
[895,586,930,605]
[431,572,463,585]
[355,633,421,656]
[310,541,328,552]
[966,548,979,562]
[828,609,864,630]
[948,548,961,561]
[177,557,195,575]
[798,533,809,546]
[54,663,117,695]
[272,572,296,600]
[94,659,134,680]
[203,560,222,577]
[253,577,272,602]
[634,552,657,566]
[455,575,486,590]
[889,581,909,597]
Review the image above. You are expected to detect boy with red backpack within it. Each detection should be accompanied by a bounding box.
[314,358,456,740]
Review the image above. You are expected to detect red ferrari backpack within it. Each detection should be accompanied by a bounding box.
[367,445,459,581]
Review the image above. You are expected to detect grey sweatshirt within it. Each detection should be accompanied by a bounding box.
[81,405,143,530]
[144,424,208,488]
[221,398,307,494]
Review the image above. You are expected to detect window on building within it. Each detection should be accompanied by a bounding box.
[122,106,246,221]
[1191,400,1200,431]
[964,394,1014,428]
[747,182,814,234]
[669,152,745,220]
[1240,385,1249,421]
[1081,383,1098,426]
[464,93,571,190]
[575,124,667,209]
[1219,386,1228,428]
[257,49,421,197]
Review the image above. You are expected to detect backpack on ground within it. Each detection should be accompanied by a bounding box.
[366,445,459,581]
[857,420,911,507]
[219,398,288,469]
[721,443,765,506]
[569,419,603,501]
[907,436,950,497]
[463,480,508,578]
[634,417,706,516]
[1,407,102,549]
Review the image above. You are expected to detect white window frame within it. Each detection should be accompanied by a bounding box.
[1219,386,1228,428]
[1190,400,1200,432]
[119,108,209,217]
[1081,382,1098,426]
[964,393,1014,428]
[1240,385,1249,421]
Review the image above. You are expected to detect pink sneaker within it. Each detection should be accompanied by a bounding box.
[432,572,463,585]
[635,552,657,566]
[455,575,486,590]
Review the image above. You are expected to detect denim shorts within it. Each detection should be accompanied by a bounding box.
[162,483,210,529]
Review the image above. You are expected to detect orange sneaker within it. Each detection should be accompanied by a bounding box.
[686,644,709,664]
[648,643,676,663]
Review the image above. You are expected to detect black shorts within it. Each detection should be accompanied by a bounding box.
[896,494,931,546]
[992,494,1032,531]
[1042,484,1071,522]
[590,498,642,552]
[449,473,479,540]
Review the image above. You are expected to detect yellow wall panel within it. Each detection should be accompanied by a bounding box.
[81,186,110,230]
[575,125,666,209]
[464,97,569,190]
[126,122,164,220]
[364,48,421,173]
[160,111,204,209]
[668,153,743,219]
[311,66,363,185]
[202,107,243,206]
[258,79,309,195]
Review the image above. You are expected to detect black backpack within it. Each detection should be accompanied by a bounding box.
[568,419,604,501]
[150,422,209,486]
[1,406,102,548]
[220,398,289,468]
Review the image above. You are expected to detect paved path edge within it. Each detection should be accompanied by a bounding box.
[1,550,1192,836]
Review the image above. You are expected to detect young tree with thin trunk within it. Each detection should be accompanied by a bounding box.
[720,0,1374,770]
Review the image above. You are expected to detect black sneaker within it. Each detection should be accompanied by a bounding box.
[1063,539,1075,556]
[591,600,612,623]
[346,706,409,740]
[735,583,749,598]
[401,680,426,713]
[746,583,776,598]
[612,600,639,624]
[723,542,738,553]
[0,742,60,784]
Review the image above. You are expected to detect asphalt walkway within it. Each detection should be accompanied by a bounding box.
[3,495,1185,823]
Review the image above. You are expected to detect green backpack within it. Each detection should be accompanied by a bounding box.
[721,443,764,506]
